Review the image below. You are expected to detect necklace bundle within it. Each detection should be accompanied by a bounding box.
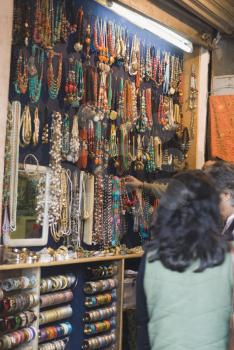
[61,114,70,160]
[47,50,63,100]
[111,176,121,246]
[64,57,84,107]
[48,111,62,240]
[74,6,84,52]
[28,45,44,103]
[70,170,81,248]
[68,114,80,163]
[92,174,104,246]
[3,101,21,237]
[15,49,28,95]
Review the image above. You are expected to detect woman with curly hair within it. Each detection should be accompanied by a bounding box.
[136,170,232,350]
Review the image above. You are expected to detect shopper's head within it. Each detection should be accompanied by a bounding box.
[149,170,226,272]
[204,161,234,220]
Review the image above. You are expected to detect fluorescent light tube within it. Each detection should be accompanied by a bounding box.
[95,0,193,53]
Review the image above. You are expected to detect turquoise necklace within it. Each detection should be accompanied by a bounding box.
[28,45,44,103]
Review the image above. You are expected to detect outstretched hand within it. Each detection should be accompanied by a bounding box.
[124,176,143,189]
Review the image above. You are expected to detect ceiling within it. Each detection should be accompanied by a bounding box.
[172,0,234,35]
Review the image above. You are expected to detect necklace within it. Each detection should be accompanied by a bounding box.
[7,101,21,234]
[64,57,84,107]
[15,49,28,95]
[68,114,80,163]
[28,45,44,103]
[49,111,62,241]
[154,136,162,169]
[32,106,40,146]
[47,50,62,100]
[20,105,32,146]
[33,0,42,44]
[74,6,84,52]
[61,114,70,160]
[111,176,121,246]
[92,174,104,246]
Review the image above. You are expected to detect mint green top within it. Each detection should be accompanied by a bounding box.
[144,253,233,350]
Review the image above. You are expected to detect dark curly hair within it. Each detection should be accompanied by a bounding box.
[147,170,227,272]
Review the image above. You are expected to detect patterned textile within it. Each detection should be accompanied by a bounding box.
[210,95,234,162]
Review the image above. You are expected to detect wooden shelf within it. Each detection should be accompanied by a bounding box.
[0,253,143,271]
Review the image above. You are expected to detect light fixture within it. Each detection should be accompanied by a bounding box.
[95,0,193,53]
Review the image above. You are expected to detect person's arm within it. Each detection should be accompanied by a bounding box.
[136,254,151,350]
[125,176,168,198]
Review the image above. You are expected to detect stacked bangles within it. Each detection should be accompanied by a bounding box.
[0,293,39,314]
[82,332,116,350]
[0,311,37,334]
[0,326,36,349]
[83,305,117,323]
[39,322,72,343]
[38,337,69,350]
[84,290,117,308]
[40,274,76,294]
[40,289,73,309]
[86,265,118,279]
[39,305,73,325]
[84,318,116,336]
[83,279,118,295]
[0,275,36,292]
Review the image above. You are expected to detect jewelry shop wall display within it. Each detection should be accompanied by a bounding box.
[3,0,191,251]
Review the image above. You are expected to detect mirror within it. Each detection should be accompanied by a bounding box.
[5,164,50,247]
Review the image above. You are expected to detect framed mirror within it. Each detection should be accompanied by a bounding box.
[5,163,50,247]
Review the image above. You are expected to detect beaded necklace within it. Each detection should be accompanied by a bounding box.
[68,114,80,163]
[145,46,152,81]
[33,0,42,44]
[146,136,156,173]
[47,50,62,100]
[15,49,28,95]
[92,174,104,246]
[145,88,153,128]
[64,58,84,107]
[42,107,49,144]
[61,114,70,160]
[189,64,198,140]
[9,101,21,233]
[2,104,14,236]
[28,45,44,103]
[74,6,84,52]
[163,52,170,95]
[120,124,129,173]
[103,174,113,247]
[97,72,108,112]
[70,170,81,248]
[107,21,116,64]
[111,176,121,246]
[49,111,62,241]
[129,35,139,76]
[41,0,52,48]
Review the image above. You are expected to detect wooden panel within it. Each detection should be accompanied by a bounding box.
[0,253,143,271]
[97,0,212,48]
[174,0,234,34]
